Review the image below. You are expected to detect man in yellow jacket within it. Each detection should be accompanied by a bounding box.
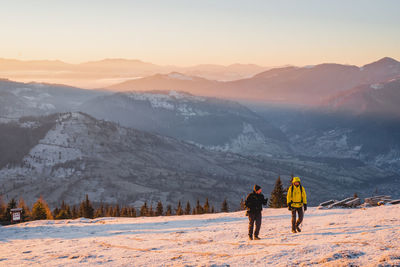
[287,177,307,233]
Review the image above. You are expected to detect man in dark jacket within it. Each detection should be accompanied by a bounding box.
[245,184,268,240]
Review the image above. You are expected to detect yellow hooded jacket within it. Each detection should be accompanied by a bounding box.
[287,177,307,208]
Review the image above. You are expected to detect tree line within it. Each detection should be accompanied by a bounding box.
[0,176,289,224]
[0,194,230,224]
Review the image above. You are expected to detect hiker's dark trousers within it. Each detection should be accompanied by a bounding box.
[248,211,262,237]
[291,207,304,230]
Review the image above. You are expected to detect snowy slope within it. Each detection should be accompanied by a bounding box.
[1,205,399,266]
[82,90,290,156]
[0,112,398,208]
[324,77,400,118]
[0,112,299,207]
[0,79,107,118]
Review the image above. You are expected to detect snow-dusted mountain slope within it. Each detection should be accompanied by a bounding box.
[0,78,290,157]
[292,114,399,173]
[253,104,400,175]
[324,77,400,118]
[0,79,107,118]
[1,205,399,266]
[0,112,398,208]
[81,90,290,156]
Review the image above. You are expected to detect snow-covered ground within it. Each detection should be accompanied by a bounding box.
[0,205,399,266]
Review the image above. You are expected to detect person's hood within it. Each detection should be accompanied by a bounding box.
[292,177,301,184]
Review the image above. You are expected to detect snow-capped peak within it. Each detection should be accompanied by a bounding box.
[370,83,383,90]
[166,72,193,81]
[123,91,207,116]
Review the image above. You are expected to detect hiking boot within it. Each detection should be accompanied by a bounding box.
[254,236,260,240]
[248,235,253,240]
[291,229,297,233]
[296,225,302,232]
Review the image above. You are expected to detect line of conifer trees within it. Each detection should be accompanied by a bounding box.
[0,176,290,224]
[0,195,231,224]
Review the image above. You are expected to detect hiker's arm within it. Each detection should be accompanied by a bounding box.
[287,187,292,205]
[303,188,307,205]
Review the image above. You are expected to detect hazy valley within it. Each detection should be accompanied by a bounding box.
[0,68,399,208]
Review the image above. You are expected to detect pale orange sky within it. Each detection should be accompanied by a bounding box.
[1,1,399,67]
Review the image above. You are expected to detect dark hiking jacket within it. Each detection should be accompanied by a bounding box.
[245,191,268,214]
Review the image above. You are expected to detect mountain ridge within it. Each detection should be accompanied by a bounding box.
[108,57,400,106]
[3,56,399,89]
[0,112,397,208]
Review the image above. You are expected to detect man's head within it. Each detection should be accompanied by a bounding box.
[293,176,301,186]
[254,184,262,194]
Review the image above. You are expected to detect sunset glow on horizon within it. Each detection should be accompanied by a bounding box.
[1,0,400,67]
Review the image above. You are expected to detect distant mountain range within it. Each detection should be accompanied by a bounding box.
[0,78,107,119]
[0,79,288,157]
[2,56,399,110]
[108,57,400,108]
[81,90,290,156]
[0,58,270,88]
[1,58,400,207]
[1,77,399,172]
[325,77,400,118]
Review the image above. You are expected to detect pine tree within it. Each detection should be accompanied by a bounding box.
[94,204,105,218]
[71,205,79,219]
[129,207,137,217]
[60,201,71,219]
[184,201,191,215]
[0,196,6,221]
[176,201,184,215]
[113,205,120,217]
[53,207,60,219]
[269,176,287,208]
[165,205,172,216]
[56,209,71,219]
[79,194,94,219]
[156,201,164,216]
[221,199,229,213]
[32,200,47,220]
[42,198,54,219]
[106,205,114,217]
[195,199,203,214]
[203,198,210,214]
[148,205,154,217]
[31,197,53,220]
[140,202,148,217]
[18,197,31,221]
[120,207,129,217]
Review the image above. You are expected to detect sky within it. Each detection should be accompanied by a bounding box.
[1,0,399,66]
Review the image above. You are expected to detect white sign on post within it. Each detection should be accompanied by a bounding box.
[13,212,21,221]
